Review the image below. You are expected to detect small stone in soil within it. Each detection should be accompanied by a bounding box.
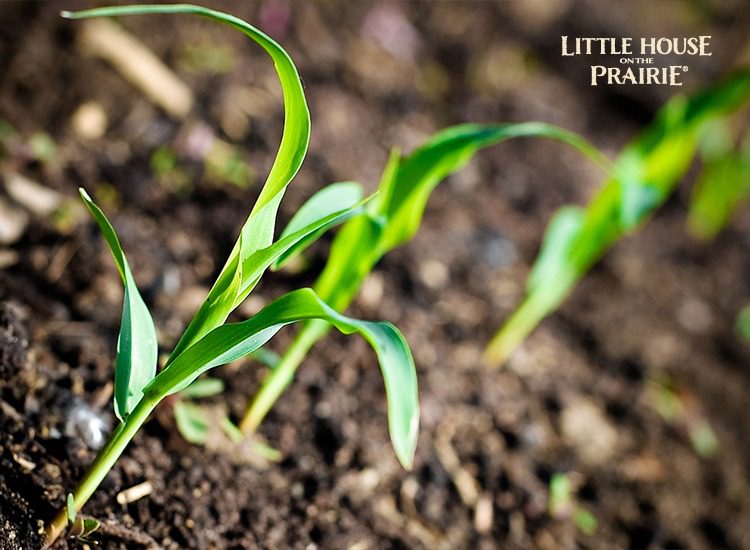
[64,399,110,450]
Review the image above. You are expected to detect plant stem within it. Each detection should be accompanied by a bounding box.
[240,320,328,434]
[44,394,159,547]
[483,294,554,367]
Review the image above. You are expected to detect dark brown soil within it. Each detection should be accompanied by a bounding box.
[2,1,750,549]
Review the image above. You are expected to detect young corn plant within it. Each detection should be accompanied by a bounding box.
[486,71,750,364]
[687,120,750,239]
[241,72,750,434]
[239,122,614,434]
[737,304,750,342]
[46,5,419,545]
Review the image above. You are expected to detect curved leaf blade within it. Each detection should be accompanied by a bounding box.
[487,71,750,365]
[272,181,364,270]
[736,305,750,342]
[313,122,612,315]
[79,188,157,420]
[241,121,613,435]
[173,401,209,445]
[145,288,419,468]
[375,121,613,254]
[688,123,750,239]
[63,5,311,361]
[179,377,225,399]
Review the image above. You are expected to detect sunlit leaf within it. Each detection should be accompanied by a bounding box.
[241,121,613,432]
[736,305,750,342]
[173,400,209,445]
[272,181,364,270]
[179,377,225,399]
[146,288,419,468]
[79,188,157,420]
[66,494,76,525]
[63,4,309,362]
[487,71,750,365]
[688,123,750,239]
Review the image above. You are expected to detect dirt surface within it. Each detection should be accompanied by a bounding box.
[2,1,750,548]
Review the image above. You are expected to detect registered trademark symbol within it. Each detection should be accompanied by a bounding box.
[683,66,689,71]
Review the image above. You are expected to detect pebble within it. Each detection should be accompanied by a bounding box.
[561,398,618,465]
[0,197,29,244]
[0,249,19,268]
[4,171,62,216]
[677,297,712,334]
[360,273,384,308]
[474,493,494,533]
[479,231,518,268]
[71,101,108,140]
[418,259,449,289]
[64,399,110,450]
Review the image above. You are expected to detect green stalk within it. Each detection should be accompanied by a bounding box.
[240,320,329,434]
[44,394,159,546]
[483,294,555,366]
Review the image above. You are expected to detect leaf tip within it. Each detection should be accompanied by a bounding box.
[398,453,415,471]
[60,10,74,19]
[395,410,419,470]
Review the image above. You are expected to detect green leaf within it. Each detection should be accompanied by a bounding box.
[146,288,419,468]
[318,122,611,312]
[487,71,750,365]
[179,377,225,399]
[688,125,750,239]
[375,122,613,254]
[737,305,750,342]
[173,400,209,445]
[240,122,613,434]
[81,518,100,537]
[527,207,586,295]
[272,182,364,270]
[79,188,157,421]
[313,213,385,310]
[219,415,244,444]
[69,516,101,539]
[689,419,719,458]
[66,493,76,525]
[548,473,572,516]
[64,5,310,365]
[248,347,281,369]
[170,190,370,363]
[573,509,598,535]
[246,437,283,462]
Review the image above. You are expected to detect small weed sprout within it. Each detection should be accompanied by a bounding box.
[65,494,101,542]
[548,473,598,536]
[46,5,419,545]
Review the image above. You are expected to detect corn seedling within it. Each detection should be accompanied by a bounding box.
[46,5,419,545]
[241,71,750,435]
[486,71,750,364]
[647,376,719,458]
[172,377,226,444]
[737,304,750,342]
[172,377,281,460]
[239,122,614,434]
[688,120,750,239]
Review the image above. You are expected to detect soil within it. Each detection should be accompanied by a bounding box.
[2,1,750,549]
